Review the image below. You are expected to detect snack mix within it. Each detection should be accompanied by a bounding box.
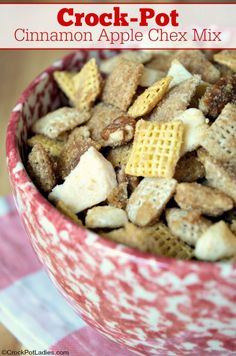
[27,49,236,263]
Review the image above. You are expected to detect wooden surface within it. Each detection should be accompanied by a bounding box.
[0,49,71,351]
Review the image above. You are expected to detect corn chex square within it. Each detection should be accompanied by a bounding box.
[125,120,184,178]
[128,76,171,118]
[73,58,102,111]
[53,71,76,104]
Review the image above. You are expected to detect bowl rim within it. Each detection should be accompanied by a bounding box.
[5,50,236,270]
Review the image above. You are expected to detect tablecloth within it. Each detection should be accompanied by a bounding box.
[0,195,135,356]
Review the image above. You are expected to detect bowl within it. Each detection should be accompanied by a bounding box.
[6,50,236,355]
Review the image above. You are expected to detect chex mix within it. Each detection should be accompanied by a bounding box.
[27,50,236,262]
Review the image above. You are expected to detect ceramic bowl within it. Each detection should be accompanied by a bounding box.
[6,50,236,355]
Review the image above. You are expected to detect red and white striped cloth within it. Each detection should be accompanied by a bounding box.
[0,195,134,355]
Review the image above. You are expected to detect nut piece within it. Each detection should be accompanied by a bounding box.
[174,152,205,183]
[107,182,128,209]
[199,75,236,119]
[28,143,56,193]
[127,178,177,227]
[195,221,236,261]
[87,103,125,143]
[102,116,136,147]
[116,168,139,194]
[49,147,117,213]
[175,182,233,217]
[85,206,128,229]
[166,208,212,246]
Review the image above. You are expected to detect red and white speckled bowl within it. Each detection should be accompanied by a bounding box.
[6,50,236,355]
